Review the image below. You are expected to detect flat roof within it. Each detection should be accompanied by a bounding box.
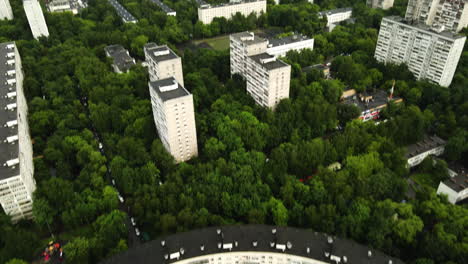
[249,53,289,71]
[108,0,138,23]
[199,0,265,9]
[443,172,468,193]
[231,31,268,45]
[149,77,190,102]
[342,89,401,112]
[144,43,179,63]
[149,0,175,14]
[267,34,312,47]
[104,45,135,72]
[318,7,353,16]
[383,16,465,40]
[100,225,405,264]
[0,42,20,181]
[405,135,446,158]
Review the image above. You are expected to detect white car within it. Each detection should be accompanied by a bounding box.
[118,194,124,203]
[135,228,140,236]
[131,217,136,226]
[99,143,103,149]
[111,179,116,186]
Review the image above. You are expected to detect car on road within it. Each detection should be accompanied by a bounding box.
[131,217,136,226]
[99,143,103,150]
[112,179,116,186]
[118,194,124,203]
[135,228,140,236]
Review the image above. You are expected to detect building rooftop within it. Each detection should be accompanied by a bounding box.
[100,225,404,264]
[443,171,468,193]
[267,34,312,47]
[149,77,190,102]
[199,0,265,9]
[231,31,268,45]
[104,45,135,72]
[383,16,465,40]
[0,42,20,181]
[108,0,137,23]
[249,53,289,71]
[149,0,175,14]
[144,43,179,63]
[405,135,446,158]
[318,7,353,16]
[342,89,401,112]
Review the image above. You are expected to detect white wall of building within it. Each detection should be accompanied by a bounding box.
[266,38,314,57]
[198,0,266,24]
[24,0,50,39]
[0,0,14,20]
[230,33,268,78]
[407,145,445,167]
[406,0,468,32]
[367,0,394,10]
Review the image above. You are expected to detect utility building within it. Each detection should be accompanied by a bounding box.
[144,43,184,87]
[0,42,36,223]
[24,0,50,39]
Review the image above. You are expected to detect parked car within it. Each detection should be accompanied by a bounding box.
[118,194,124,203]
[135,228,140,236]
[112,179,116,186]
[131,217,136,226]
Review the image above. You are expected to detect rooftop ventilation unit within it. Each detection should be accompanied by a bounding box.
[161,240,165,247]
[6,79,16,85]
[6,120,18,127]
[368,250,372,258]
[7,92,16,98]
[276,244,286,252]
[169,252,180,260]
[179,248,185,255]
[5,135,18,143]
[159,80,178,92]
[252,241,257,247]
[306,247,310,254]
[343,256,347,263]
[330,255,341,263]
[260,57,276,64]
[6,44,14,50]
[6,52,15,58]
[154,49,170,57]
[223,243,233,251]
[5,158,19,167]
[6,59,15,65]
[200,244,205,251]
[286,241,292,249]
[327,236,334,244]
[6,103,17,111]
[6,70,16,76]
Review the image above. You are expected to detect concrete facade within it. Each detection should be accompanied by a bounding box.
[0,0,14,20]
[266,34,314,57]
[144,43,184,87]
[230,32,268,78]
[318,7,353,30]
[367,0,394,10]
[405,135,446,168]
[0,42,35,223]
[375,16,466,87]
[24,0,50,39]
[198,0,266,24]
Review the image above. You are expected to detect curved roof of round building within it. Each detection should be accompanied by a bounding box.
[101,225,404,264]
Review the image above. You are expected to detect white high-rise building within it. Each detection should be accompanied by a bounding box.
[230,32,268,78]
[375,16,466,87]
[367,0,394,10]
[23,0,50,39]
[0,42,36,223]
[198,0,266,24]
[144,43,184,87]
[0,0,14,20]
[406,0,468,33]
[149,77,198,163]
[246,53,291,108]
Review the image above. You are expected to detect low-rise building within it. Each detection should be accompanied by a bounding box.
[246,53,291,108]
[108,0,138,23]
[318,7,353,31]
[405,135,446,168]
[0,0,13,20]
[144,43,184,86]
[104,45,136,73]
[266,34,314,57]
[367,0,394,10]
[24,0,50,39]
[341,89,403,122]
[149,0,176,16]
[149,77,198,163]
[0,42,36,223]
[198,0,266,24]
[46,0,87,14]
[437,165,468,204]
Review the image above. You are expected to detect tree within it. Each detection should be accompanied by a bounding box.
[32,198,55,238]
[62,237,91,264]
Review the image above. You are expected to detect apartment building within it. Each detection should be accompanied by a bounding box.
[149,0,176,16]
[104,45,136,73]
[246,53,291,108]
[375,16,466,87]
[318,7,353,31]
[149,77,198,163]
[0,0,14,20]
[405,135,446,168]
[266,34,314,57]
[437,164,468,204]
[46,0,87,14]
[0,42,36,223]
[367,0,394,10]
[24,0,50,39]
[406,0,468,33]
[108,0,137,23]
[144,43,184,86]
[198,0,266,24]
[230,32,268,78]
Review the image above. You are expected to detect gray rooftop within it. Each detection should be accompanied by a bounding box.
[405,135,446,158]
[100,225,405,264]
[149,77,190,102]
[144,43,179,63]
[318,7,352,16]
[443,171,468,193]
[0,42,20,181]
[342,89,401,112]
[383,16,465,40]
[267,34,312,47]
[249,53,289,71]
[108,0,138,23]
[149,0,175,14]
[231,31,268,45]
[104,44,135,72]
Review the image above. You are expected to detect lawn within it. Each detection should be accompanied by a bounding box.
[194,35,230,50]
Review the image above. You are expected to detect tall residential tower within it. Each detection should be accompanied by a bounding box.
[23,0,50,39]
[405,0,468,32]
[144,43,184,86]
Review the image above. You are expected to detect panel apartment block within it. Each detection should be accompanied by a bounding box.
[406,0,468,32]
[108,0,138,23]
[0,42,36,222]
[149,78,198,163]
[24,0,50,39]
[0,0,14,20]
[367,0,394,10]
[144,43,184,87]
[375,16,466,87]
[230,32,268,78]
[198,0,266,24]
[246,53,291,108]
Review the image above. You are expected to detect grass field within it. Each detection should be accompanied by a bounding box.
[194,35,230,50]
